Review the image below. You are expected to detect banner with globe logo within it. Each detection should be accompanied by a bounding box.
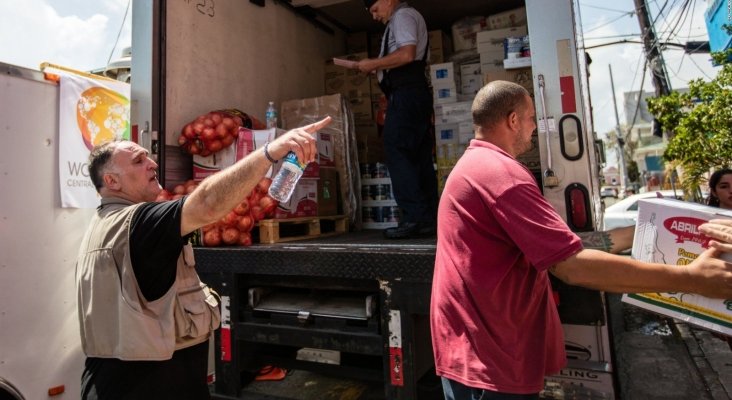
[49,68,130,208]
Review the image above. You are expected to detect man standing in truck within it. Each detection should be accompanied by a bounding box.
[75,117,330,399]
[356,0,437,239]
[430,81,732,399]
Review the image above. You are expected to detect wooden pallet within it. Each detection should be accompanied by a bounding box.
[257,215,349,244]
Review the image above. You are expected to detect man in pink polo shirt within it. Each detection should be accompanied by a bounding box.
[430,81,732,399]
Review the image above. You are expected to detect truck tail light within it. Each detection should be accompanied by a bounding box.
[565,183,592,231]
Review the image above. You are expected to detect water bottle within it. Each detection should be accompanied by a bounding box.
[268,152,306,202]
[265,101,278,129]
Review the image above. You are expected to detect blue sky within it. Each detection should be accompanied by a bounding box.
[0,0,132,73]
[0,0,720,160]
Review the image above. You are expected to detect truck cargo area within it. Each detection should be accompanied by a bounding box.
[196,231,438,399]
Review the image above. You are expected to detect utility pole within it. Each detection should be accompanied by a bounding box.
[634,0,672,98]
[608,64,628,191]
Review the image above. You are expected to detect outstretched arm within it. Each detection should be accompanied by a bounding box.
[179,116,332,236]
[550,246,732,299]
[576,226,634,254]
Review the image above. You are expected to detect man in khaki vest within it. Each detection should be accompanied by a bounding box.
[76,117,331,399]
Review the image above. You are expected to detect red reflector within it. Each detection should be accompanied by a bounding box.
[207,372,216,385]
[560,76,577,113]
[569,187,588,229]
[48,385,65,396]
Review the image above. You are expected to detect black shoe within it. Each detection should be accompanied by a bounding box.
[383,222,436,239]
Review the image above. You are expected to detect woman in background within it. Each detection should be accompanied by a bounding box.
[708,169,732,210]
[706,168,732,350]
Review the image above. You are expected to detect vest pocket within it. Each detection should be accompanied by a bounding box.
[174,283,221,339]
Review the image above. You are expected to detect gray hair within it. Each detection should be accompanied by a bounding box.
[472,81,530,130]
[88,141,120,192]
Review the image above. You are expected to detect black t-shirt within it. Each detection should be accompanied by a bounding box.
[81,198,211,400]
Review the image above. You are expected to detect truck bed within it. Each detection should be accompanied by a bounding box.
[194,230,437,282]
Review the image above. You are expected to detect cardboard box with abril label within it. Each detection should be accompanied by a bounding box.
[622,198,732,336]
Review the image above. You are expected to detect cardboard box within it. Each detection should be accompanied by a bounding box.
[504,57,532,70]
[433,83,458,104]
[428,29,453,65]
[476,25,528,54]
[318,167,339,216]
[273,178,318,219]
[480,59,505,75]
[192,127,276,182]
[356,123,384,163]
[325,52,372,100]
[483,68,534,95]
[435,123,459,145]
[347,93,374,124]
[622,198,732,336]
[429,62,456,86]
[451,16,487,51]
[280,93,354,221]
[487,7,527,30]
[434,101,472,124]
[324,62,348,95]
[479,50,506,67]
[459,63,482,95]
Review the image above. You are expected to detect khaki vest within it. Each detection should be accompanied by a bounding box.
[76,197,220,360]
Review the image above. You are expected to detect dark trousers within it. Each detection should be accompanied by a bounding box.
[383,85,438,224]
[81,341,211,400]
[442,377,540,400]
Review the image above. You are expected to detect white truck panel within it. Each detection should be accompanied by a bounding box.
[526,0,601,228]
[162,1,343,145]
[0,64,92,399]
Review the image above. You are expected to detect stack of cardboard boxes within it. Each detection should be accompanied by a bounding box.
[429,7,535,193]
[280,94,349,220]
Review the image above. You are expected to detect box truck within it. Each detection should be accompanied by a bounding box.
[0,1,609,399]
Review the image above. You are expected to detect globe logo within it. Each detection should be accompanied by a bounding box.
[76,86,130,150]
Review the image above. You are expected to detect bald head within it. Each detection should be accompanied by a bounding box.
[472,81,531,131]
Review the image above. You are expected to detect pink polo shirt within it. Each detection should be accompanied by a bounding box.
[431,140,583,394]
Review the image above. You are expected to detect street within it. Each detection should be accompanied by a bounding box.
[608,293,732,400]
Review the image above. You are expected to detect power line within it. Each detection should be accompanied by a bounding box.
[583,11,636,34]
[584,28,707,41]
[685,53,714,80]
[585,33,641,40]
[579,3,632,13]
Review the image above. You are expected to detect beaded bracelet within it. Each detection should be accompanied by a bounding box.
[263,141,278,164]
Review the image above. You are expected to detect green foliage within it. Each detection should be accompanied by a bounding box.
[646,49,732,194]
